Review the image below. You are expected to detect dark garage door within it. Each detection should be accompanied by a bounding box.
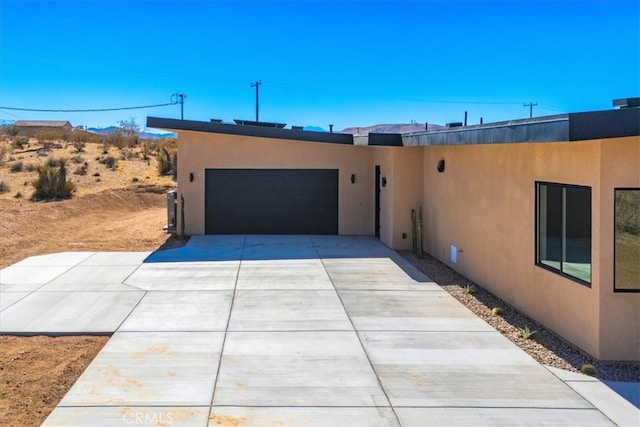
[205,169,338,234]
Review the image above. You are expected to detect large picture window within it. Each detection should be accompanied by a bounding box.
[615,189,640,292]
[536,182,592,285]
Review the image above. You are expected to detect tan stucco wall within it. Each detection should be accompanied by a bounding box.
[598,137,640,361]
[420,137,640,361]
[176,131,374,236]
[173,127,638,361]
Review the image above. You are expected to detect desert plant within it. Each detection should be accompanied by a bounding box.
[99,155,118,170]
[36,129,63,151]
[580,363,597,376]
[0,180,10,193]
[0,143,9,165]
[72,140,86,153]
[14,191,22,198]
[70,154,84,164]
[463,283,476,294]
[25,163,36,172]
[157,141,177,179]
[518,326,537,340]
[491,307,503,316]
[31,159,74,200]
[12,136,29,150]
[10,161,23,173]
[74,163,88,176]
[45,157,59,167]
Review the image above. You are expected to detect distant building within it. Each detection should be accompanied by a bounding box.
[13,120,73,136]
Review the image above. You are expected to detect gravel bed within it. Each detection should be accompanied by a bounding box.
[400,251,640,382]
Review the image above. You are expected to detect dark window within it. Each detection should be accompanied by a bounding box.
[615,189,640,292]
[536,182,592,285]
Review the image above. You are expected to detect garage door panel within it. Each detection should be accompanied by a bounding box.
[205,169,338,234]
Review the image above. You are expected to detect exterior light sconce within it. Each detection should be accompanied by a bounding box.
[381,177,387,187]
[351,174,356,184]
[437,159,445,173]
[189,172,194,182]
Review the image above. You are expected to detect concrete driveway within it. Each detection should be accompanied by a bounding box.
[1,235,637,426]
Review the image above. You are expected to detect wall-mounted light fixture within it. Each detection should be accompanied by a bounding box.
[189,172,194,182]
[437,159,445,173]
[350,174,356,184]
[381,177,387,187]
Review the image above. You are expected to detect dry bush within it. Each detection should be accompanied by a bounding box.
[32,159,74,200]
[10,161,23,173]
[156,139,177,179]
[99,155,118,170]
[0,180,10,194]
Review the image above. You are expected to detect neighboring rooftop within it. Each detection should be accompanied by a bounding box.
[13,120,72,128]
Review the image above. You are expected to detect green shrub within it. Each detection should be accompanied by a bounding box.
[518,326,537,340]
[32,159,74,200]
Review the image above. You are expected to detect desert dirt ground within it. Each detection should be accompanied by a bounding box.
[0,138,178,426]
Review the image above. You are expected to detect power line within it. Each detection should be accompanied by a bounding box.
[0,101,177,113]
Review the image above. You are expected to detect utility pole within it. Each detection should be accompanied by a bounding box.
[171,93,187,120]
[524,102,538,118]
[251,81,262,122]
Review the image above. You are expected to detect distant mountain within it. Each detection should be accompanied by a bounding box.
[303,126,326,132]
[340,123,443,135]
[87,127,176,139]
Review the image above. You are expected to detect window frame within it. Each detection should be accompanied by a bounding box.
[535,181,592,287]
[614,187,640,293]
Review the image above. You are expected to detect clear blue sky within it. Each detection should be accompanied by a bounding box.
[1,0,638,131]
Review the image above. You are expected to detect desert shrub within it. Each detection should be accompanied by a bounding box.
[99,155,118,170]
[132,177,139,183]
[0,180,9,193]
[25,163,36,172]
[32,159,74,200]
[157,140,177,179]
[73,140,86,152]
[119,147,138,160]
[101,142,111,154]
[74,163,88,176]
[70,154,84,164]
[0,143,9,165]
[93,171,100,177]
[45,157,59,167]
[10,161,23,173]
[36,129,63,151]
[12,136,29,150]
[14,191,22,198]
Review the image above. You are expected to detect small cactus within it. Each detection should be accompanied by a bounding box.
[581,363,597,376]
[463,284,476,294]
[491,307,503,316]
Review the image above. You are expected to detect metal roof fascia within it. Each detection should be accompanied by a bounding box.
[146,117,354,145]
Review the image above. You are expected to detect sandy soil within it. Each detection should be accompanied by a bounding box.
[0,139,178,426]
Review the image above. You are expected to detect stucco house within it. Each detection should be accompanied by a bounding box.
[147,100,639,362]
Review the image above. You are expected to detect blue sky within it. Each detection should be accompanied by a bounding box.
[1,0,638,131]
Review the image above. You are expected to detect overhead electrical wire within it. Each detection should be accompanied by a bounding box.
[0,101,178,113]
